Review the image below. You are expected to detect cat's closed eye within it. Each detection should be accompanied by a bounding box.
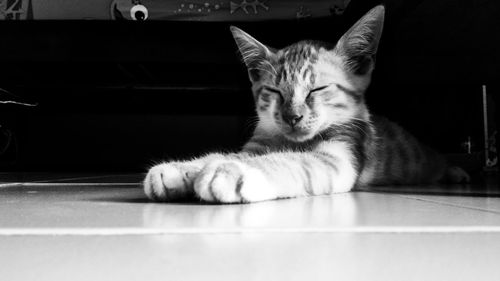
[306,85,330,99]
[263,86,284,103]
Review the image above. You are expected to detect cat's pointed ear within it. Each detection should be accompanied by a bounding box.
[334,5,385,75]
[230,26,276,82]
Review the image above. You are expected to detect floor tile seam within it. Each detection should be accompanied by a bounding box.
[356,189,500,197]
[2,226,500,236]
[0,182,140,188]
[33,174,140,183]
[0,174,141,187]
[21,182,140,187]
[397,195,500,215]
[0,183,22,188]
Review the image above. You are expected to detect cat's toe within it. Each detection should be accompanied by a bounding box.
[194,160,277,203]
[194,161,243,203]
[144,163,193,201]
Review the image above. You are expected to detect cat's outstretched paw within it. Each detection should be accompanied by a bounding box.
[144,163,198,201]
[194,160,277,203]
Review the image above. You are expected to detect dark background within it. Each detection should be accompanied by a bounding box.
[0,0,498,172]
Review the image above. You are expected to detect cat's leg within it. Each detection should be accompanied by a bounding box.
[194,142,358,203]
[144,153,226,202]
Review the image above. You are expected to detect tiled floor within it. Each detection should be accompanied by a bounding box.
[1,173,499,281]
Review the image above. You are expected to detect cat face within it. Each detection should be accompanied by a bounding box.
[248,42,369,142]
[231,5,385,142]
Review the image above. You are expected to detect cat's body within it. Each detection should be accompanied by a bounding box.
[244,115,452,186]
[144,5,468,203]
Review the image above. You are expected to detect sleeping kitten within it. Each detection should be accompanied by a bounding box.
[144,5,469,203]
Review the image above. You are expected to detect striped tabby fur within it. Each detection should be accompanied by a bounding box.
[144,5,469,203]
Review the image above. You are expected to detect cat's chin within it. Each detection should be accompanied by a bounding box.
[283,130,316,143]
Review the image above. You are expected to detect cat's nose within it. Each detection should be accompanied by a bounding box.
[282,114,304,127]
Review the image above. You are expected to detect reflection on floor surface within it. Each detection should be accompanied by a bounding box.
[0,173,499,281]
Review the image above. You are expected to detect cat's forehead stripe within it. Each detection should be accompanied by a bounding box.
[301,64,316,85]
[274,42,322,85]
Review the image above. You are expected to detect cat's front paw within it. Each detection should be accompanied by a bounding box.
[144,163,197,201]
[194,160,277,203]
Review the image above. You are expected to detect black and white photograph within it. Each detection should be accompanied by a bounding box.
[0,0,499,280]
